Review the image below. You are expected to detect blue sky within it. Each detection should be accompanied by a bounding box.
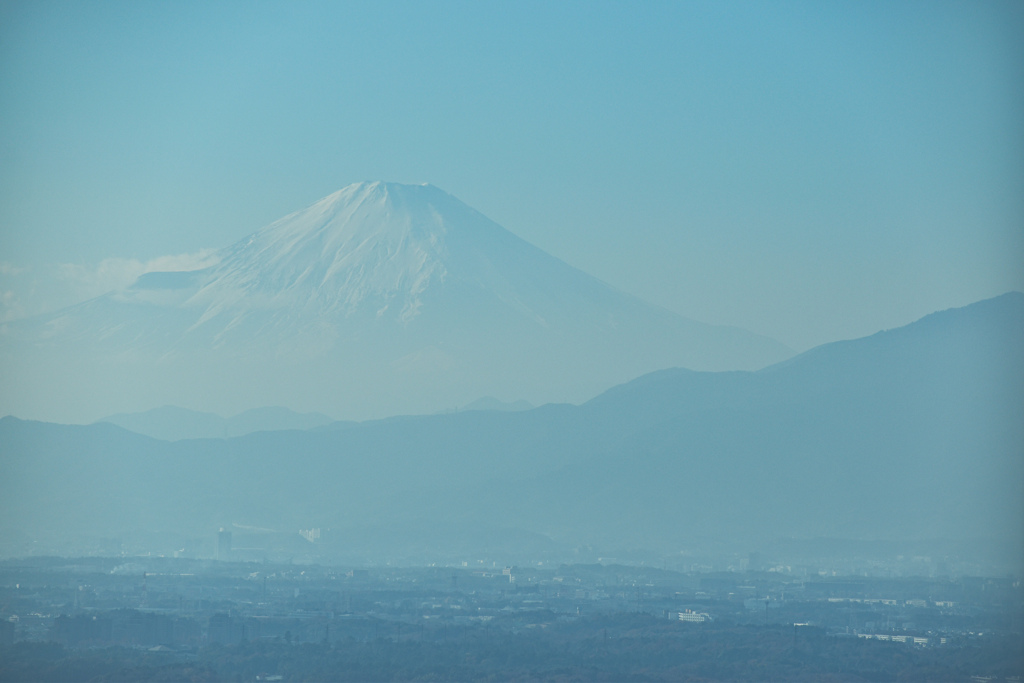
[1,0,1021,349]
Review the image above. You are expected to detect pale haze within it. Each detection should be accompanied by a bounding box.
[1,1,1021,352]
[1,5,1023,678]
[0,181,794,422]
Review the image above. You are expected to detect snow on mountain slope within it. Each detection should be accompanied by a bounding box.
[0,182,793,422]
[150,182,679,339]
[189,183,453,325]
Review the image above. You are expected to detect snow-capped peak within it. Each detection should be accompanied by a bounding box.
[4,182,795,424]
[183,182,508,325]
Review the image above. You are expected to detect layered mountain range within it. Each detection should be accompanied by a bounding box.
[2,293,1021,569]
[0,182,791,423]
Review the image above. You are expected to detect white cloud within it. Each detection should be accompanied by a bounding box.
[0,289,25,322]
[141,248,221,274]
[57,249,220,299]
[0,262,28,276]
[0,249,220,322]
[0,267,33,323]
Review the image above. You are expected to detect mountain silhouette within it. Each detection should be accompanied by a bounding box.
[2,293,1019,569]
[1,182,790,422]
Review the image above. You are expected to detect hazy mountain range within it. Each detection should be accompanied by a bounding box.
[95,399,529,441]
[0,182,791,424]
[2,292,1020,568]
[97,406,336,442]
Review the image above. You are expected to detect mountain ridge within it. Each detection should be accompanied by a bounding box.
[0,182,792,423]
[2,293,1020,570]
[96,405,336,441]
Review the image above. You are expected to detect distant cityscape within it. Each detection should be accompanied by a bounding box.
[3,1,1021,680]
[1,544,1020,681]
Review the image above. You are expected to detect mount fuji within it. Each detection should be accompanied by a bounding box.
[1,182,792,422]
